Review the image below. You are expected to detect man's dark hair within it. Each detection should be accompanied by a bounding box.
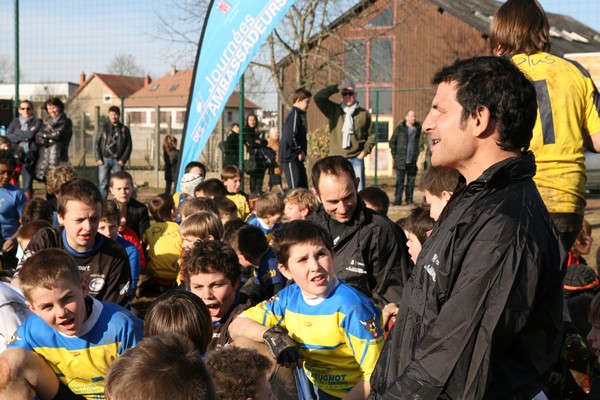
[184,161,207,176]
[432,56,537,152]
[271,220,333,267]
[359,186,390,216]
[204,347,272,400]
[105,333,215,400]
[182,240,241,288]
[108,105,121,116]
[311,155,356,194]
[292,87,312,104]
[0,149,16,170]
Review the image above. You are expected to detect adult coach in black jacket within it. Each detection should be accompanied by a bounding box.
[369,57,566,399]
[279,88,311,189]
[310,155,410,307]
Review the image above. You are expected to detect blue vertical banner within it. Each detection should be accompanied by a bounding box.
[177,0,295,189]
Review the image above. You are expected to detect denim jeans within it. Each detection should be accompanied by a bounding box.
[20,163,35,194]
[394,164,418,204]
[98,158,122,198]
[348,156,365,191]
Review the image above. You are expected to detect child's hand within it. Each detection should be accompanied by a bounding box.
[263,326,303,368]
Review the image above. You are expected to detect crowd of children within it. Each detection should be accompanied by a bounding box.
[2,153,600,400]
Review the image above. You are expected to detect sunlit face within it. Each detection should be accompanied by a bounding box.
[576,228,593,256]
[247,115,257,129]
[316,173,358,224]
[424,190,449,221]
[405,110,416,126]
[262,213,282,228]
[423,82,476,173]
[188,270,239,323]
[0,163,14,187]
[404,230,422,264]
[588,323,600,362]
[187,166,205,178]
[284,203,306,222]
[295,97,311,112]
[280,243,334,297]
[108,111,120,125]
[110,178,132,204]
[46,104,60,119]
[98,219,119,240]
[341,87,357,107]
[269,129,279,140]
[58,201,101,252]
[18,102,33,119]
[224,176,241,193]
[26,277,87,336]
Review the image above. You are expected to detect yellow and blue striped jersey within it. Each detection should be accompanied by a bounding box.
[241,279,384,398]
[512,52,600,214]
[9,297,143,399]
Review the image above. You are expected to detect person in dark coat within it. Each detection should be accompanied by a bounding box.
[389,110,422,205]
[369,56,566,399]
[35,97,72,183]
[244,113,267,195]
[279,87,311,189]
[162,135,179,194]
[222,122,240,169]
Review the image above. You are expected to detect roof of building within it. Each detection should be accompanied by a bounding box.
[71,73,146,99]
[125,68,259,109]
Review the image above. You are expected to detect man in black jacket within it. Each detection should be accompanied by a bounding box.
[279,87,311,189]
[309,156,410,307]
[369,57,566,399]
[95,106,132,198]
[389,110,422,205]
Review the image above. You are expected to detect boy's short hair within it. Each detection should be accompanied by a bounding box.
[195,178,227,198]
[110,170,134,187]
[45,163,78,195]
[101,200,120,224]
[21,198,54,225]
[283,188,317,213]
[254,192,283,219]
[359,186,390,216]
[182,240,241,287]
[108,105,121,115]
[292,87,312,104]
[105,333,215,400]
[229,225,268,260]
[17,220,53,242]
[0,149,16,169]
[398,205,435,245]
[419,167,460,197]
[221,165,242,181]
[184,161,207,177]
[144,290,213,353]
[213,196,237,217]
[57,179,103,217]
[204,347,272,400]
[0,136,10,148]
[222,220,247,246]
[590,293,600,326]
[148,193,175,223]
[18,249,81,302]
[179,197,218,219]
[271,220,333,267]
[179,210,223,241]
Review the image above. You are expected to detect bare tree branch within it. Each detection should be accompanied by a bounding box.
[107,54,145,76]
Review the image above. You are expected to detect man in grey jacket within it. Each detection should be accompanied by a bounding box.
[95,106,132,198]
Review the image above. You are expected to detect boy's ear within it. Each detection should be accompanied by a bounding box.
[25,300,35,313]
[300,207,310,219]
[277,263,293,281]
[441,190,453,202]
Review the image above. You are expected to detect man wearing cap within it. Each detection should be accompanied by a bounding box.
[315,82,375,191]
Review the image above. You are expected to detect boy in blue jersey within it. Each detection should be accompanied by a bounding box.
[229,220,384,400]
[1,248,143,399]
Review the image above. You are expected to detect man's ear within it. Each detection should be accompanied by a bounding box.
[472,106,492,137]
[277,263,293,281]
[441,190,452,202]
[310,187,319,200]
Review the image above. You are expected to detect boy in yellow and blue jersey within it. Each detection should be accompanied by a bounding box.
[229,220,384,400]
[2,248,143,399]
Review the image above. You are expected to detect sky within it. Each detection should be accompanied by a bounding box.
[0,0,599,95]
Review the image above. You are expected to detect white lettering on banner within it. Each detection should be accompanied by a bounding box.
[192,0,289,143]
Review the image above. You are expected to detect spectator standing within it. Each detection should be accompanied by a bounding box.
[163,135,179,194]
[222,122,240,168]
[35,97,72,183]
[95,106,132,198]
[6,100,41,200]
[370,56,566,399]
[244,113,268,195]
[280,88,311,189]
[490,0,600,248]
[314,82,375,191]
[266,127,283,193]
[389,110,422,205]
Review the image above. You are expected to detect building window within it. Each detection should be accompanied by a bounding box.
[160,111,170,124]
[169,84,179,91]
[370,38,393,84]
[103,94,112,104]
[368,87,392,115]
[128,112,144,124]
[374,120,390,143]
[344,40,366,83]
[176,111,186,124]
[364,6,394,28]
[227,111,233,122]
[150,84,159,91]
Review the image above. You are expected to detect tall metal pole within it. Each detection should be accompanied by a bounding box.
[14,0,20,112]
[238,75,245,192]
[374,91,380,187]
